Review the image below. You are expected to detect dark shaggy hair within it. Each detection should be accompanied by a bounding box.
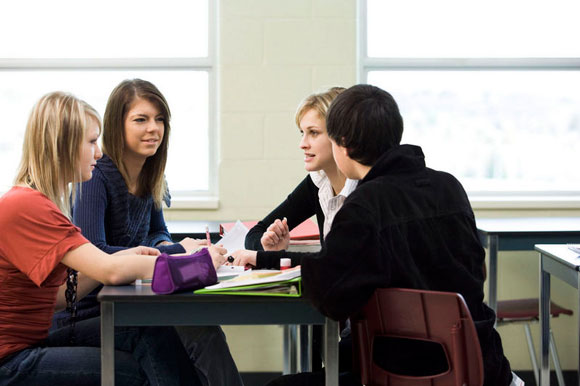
[326,84,403,166]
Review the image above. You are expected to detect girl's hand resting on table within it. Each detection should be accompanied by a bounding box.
[179,237,208,254]
[230,249,258,268]
[261,217,290,251]
[208,244,228,270]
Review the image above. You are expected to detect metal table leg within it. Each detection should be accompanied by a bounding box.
[283,325,297,374]
[324,319,339,386]
[101,301,115,386]
[539,253,551,386]
[488,234,499,313]
[577,271,580,386]
[299,325,312,372]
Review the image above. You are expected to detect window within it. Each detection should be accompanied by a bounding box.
[0,0,217,207]
[359,0,580,207]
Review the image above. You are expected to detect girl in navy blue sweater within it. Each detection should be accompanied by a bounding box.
[55,79,242,386]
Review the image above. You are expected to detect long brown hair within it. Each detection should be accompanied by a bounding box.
[102,79,170,209]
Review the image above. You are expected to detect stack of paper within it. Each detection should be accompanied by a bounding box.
[216,265,246,280]
[216,220,249,255]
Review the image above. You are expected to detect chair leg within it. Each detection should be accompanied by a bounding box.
[549,329,565,386]
[523,323,539,386]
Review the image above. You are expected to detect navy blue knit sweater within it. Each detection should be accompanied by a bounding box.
[72,154,183,255]
[54,155,184,323]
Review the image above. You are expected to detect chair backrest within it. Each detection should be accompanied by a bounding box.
[351,288,484,386]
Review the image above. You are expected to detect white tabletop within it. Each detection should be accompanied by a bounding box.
[477,217,580,233]
[535,244,580,270]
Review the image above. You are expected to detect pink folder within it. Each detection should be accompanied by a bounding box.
[220,218,319,240]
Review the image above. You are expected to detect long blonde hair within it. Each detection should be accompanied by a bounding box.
[102,79,170,209]
[14,92,101,217]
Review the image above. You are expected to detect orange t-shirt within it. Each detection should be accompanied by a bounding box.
[0,186,88,360]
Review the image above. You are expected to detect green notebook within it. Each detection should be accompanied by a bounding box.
[195,268,302,297]
[195,276,301,297]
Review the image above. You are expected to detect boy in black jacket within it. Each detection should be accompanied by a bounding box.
[232,84,513,386]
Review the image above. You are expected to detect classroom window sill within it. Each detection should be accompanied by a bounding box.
[469,194,580,210]
[162,195,580,211]
[165,196,219,210]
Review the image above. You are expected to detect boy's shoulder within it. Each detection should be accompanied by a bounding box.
[345,167,471,216]
[361,166,464,194]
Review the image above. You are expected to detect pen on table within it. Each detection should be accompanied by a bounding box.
[205,225,211,246]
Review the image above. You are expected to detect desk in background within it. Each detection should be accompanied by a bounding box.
[476,217,580,312]
[537,244,580,386]
[98,285,339,386]
[166,220,223,242]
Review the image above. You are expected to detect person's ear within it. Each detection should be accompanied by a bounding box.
[338,143,351,159]
[338,138,352,157]
[331,138,349,158]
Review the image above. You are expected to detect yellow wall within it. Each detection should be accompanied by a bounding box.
[166,0,356,222]
[165,0,580,373]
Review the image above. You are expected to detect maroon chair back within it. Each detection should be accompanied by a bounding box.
[351,288,484,386]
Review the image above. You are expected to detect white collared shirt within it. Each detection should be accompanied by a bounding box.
[310,170,358,238]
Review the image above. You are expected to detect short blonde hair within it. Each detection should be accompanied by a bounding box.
[15,92,101,216]
[295,87,346,128]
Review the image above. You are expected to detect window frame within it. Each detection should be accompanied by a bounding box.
[357,0,580,209]
[0,0,218,209]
